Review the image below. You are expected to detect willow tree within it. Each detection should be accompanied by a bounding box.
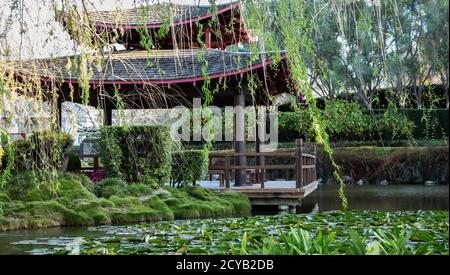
[1,0,448,209]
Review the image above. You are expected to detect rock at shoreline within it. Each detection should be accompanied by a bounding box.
[379,179,389,186]
[343,176,354,185]
[356,179,368,186]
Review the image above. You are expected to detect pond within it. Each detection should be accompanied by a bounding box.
[0,184,448,255]
[300,184,449,212]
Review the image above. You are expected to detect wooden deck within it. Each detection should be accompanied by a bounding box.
[203,139,319,206]
[199,180,319,206]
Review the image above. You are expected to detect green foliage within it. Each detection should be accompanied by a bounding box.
[98,127,123,178]
[66,152,81,171]
[1,131,15,194]
[99,125,173,186]
[126,183,156,197]
[4,171,95,205]
[14,131,73,171]
[108,195,173,223]
[320,146,449,184]
[278,101,416,142]
[163,186,251,219]
[171,149,209,186]
[372,146,449,184]
[59,172,95,193]
[94,177,128,198]
[1,170,249,231]
[58,210,448,255]
[4,171,40,201]
[397,109,448,139]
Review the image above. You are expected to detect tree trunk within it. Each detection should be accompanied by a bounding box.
[417,85,423,109]
[445,85,449,109]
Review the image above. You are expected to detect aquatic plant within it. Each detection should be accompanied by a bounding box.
[43,210,448,255]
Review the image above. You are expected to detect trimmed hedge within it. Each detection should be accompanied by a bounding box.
[278,104,448,142]
[394,109,448,139]
[171,149,209,186]
[99,125,173,185]
[66,152,81,171]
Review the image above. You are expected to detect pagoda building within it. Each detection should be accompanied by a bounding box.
[15,1,295,186]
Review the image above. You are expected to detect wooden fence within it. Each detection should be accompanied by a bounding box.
[208,139,316,189]
[77,154,100,171]
[74,139,317,189]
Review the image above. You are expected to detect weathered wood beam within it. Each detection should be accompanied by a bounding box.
[234,85,248,186]
[205,28,212,48]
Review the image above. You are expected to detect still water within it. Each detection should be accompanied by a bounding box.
[0,184,448,255]
[301,184,449,212]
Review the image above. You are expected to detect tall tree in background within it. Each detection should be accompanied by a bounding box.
[422,0,449,108]
[303,0,448,109]
[307,0,346,100]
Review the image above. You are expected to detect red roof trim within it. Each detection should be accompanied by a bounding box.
[95,2,240,30]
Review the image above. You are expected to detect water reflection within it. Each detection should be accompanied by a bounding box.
[301,184,449,212]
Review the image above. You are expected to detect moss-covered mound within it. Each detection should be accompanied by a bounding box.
[0,173,251,231]
[161,186,251,219]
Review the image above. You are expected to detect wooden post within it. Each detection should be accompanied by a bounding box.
[57,97,63,130]
[313,145,317,182]
[256,106,266,188]
[205,28,212,48]
[295,139,304,188]
[234,86,247,186]
[225,156,231,189]
[104,104,113,126]
[93,155,99,170]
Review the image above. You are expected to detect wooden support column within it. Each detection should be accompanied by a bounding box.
[256,106,266,188]
[295,139,304,188]
[234,85,247,186]
[57,97,63,130]
[205,28,212,48]
[104,103,113,126]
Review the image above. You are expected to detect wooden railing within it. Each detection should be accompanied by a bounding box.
[78,154,100,171]
[208,139,316,189]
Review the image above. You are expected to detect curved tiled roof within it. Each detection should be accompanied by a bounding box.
[27,49,287,85]
[89,2,238,29]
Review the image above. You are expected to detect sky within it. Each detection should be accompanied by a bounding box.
[0,0,234,60]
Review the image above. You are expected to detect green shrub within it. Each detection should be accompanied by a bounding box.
[94,178,128,198]
[3,171,95,206]
[0,192,10,202]
[126,183,155,197]
[278,101,416,142]
[1,132,15,189]
[59,172,95,193]
[66,152,81,171]
[372,146,449,184]
[319,146,449,184]
[4,171,40,201]
[163,186,251,219]
[399,109,448,139]
[171,149,209,186]
[14,131,73,170]
[99,125,173,186]
[0,146,4,171]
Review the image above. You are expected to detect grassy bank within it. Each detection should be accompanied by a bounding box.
[319,146,449,184]
[0,172,251,231]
